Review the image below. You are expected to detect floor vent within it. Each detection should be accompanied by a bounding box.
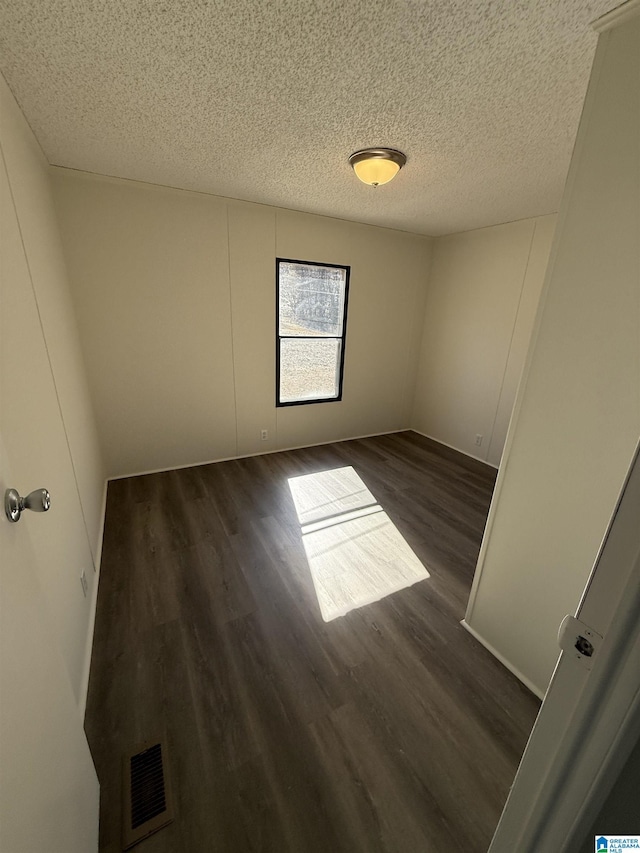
[122,738,174,850]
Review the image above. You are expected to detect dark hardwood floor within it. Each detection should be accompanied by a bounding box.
[86,431,540,853]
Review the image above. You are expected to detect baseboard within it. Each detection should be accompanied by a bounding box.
[107,428,413,481]
[410,429,499,471]
[79,478,108,720]
[461,619,545,700]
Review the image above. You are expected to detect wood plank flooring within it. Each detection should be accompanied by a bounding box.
[85,431,540,853]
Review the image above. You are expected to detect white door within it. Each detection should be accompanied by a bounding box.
[0,438,99,852]
[489,441,640,852]
[0,149,96,702]
[0,146,99,848]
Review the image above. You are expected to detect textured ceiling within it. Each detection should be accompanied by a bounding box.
[0,0,620,235]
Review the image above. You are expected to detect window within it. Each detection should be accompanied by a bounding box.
[276,258,350,406]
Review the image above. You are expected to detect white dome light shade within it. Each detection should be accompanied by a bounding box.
[349,148,406,187]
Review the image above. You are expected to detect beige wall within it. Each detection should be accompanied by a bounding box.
[1,75,101,847]
[1,75,107,700]
[1,85,106,567]
[465,15,640,696]
[51,174,238,477]
[411,215,556,467]
[52,170,432,477]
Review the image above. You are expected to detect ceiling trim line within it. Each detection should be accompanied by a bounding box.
[592,0,640,31]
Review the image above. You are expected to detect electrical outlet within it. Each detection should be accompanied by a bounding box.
[261,429,268,441]
[80,570,88,597]
[475,434,483,447]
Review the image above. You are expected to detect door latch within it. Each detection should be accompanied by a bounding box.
[558,615,603,671]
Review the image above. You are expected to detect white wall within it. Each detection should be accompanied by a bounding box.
[465,14,640,696]
[51,170,432,477]
[411,215,556,467]
[1,75,102,848]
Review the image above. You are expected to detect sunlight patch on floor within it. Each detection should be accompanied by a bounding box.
[288,467,429,621]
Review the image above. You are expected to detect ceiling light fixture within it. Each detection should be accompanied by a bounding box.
[349,148,406,187]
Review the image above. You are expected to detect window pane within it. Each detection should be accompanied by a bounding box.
[280,338,341,403]
[279,261,347,337]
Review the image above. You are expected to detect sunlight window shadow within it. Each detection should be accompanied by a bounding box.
[288,467,430,622]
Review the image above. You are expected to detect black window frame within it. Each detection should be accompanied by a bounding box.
[276,257,350,407]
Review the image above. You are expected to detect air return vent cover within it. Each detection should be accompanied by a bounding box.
[122,739,174,849]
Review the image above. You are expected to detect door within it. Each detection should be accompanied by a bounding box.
[0,142,99,847]
[489,441,640,851]
[0,437,99,851]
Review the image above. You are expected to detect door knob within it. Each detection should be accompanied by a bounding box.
[4,488,51,523]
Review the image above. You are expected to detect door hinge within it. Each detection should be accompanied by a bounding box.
[558,615,603,671]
